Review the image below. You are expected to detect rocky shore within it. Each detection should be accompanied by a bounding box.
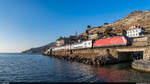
[132,60,150,72]
[43,48,120,66]
[44,54,118,66]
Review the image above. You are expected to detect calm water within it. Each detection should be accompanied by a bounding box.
[0,53,149,82]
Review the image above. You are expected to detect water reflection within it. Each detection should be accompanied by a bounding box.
[0,53,150,82]
[93,67,127,82]
[92,63,150,82]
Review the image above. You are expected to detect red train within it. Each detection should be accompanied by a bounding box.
[51,36,131,51]
[93,36,131,48]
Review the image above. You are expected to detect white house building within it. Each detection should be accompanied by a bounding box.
[126,25,145,38]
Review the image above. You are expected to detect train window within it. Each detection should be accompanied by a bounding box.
[134,33,136,36]
[132,34,134,37]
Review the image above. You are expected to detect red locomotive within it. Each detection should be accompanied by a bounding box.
[93,36,131,48]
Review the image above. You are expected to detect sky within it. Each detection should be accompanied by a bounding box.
[0,0,150,53]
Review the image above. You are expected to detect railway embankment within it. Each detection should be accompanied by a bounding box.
[43,36,150,67]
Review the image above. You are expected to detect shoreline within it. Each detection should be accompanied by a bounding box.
[43,53,150,73]
[132,60,150,72]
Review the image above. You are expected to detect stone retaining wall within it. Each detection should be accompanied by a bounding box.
[45,48,119,66]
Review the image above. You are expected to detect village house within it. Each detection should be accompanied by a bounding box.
[56,37,68,46]
[56,35,79,47]
[126,25,145,38]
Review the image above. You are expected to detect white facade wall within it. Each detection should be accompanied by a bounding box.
[56,41,61,46]
[127,28,144,38]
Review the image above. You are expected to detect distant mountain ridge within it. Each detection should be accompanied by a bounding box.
[22,42,55,54]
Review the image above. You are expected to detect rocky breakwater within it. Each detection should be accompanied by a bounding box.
[44,48,119,66]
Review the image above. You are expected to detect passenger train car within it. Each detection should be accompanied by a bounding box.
[71,40,92,50]
[51,36,131,52]
[51,40,93,51]
[52,44,71,51]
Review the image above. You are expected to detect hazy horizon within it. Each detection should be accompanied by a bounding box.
[0,0,150,53]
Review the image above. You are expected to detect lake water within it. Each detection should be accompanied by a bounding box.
[0,53,150,82]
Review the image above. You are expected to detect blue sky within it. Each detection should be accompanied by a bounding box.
[0,0,150,53]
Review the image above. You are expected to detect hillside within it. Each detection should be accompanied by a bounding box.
[82,10,150,35]
[22,10,150,54]
[22,42,55,54]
